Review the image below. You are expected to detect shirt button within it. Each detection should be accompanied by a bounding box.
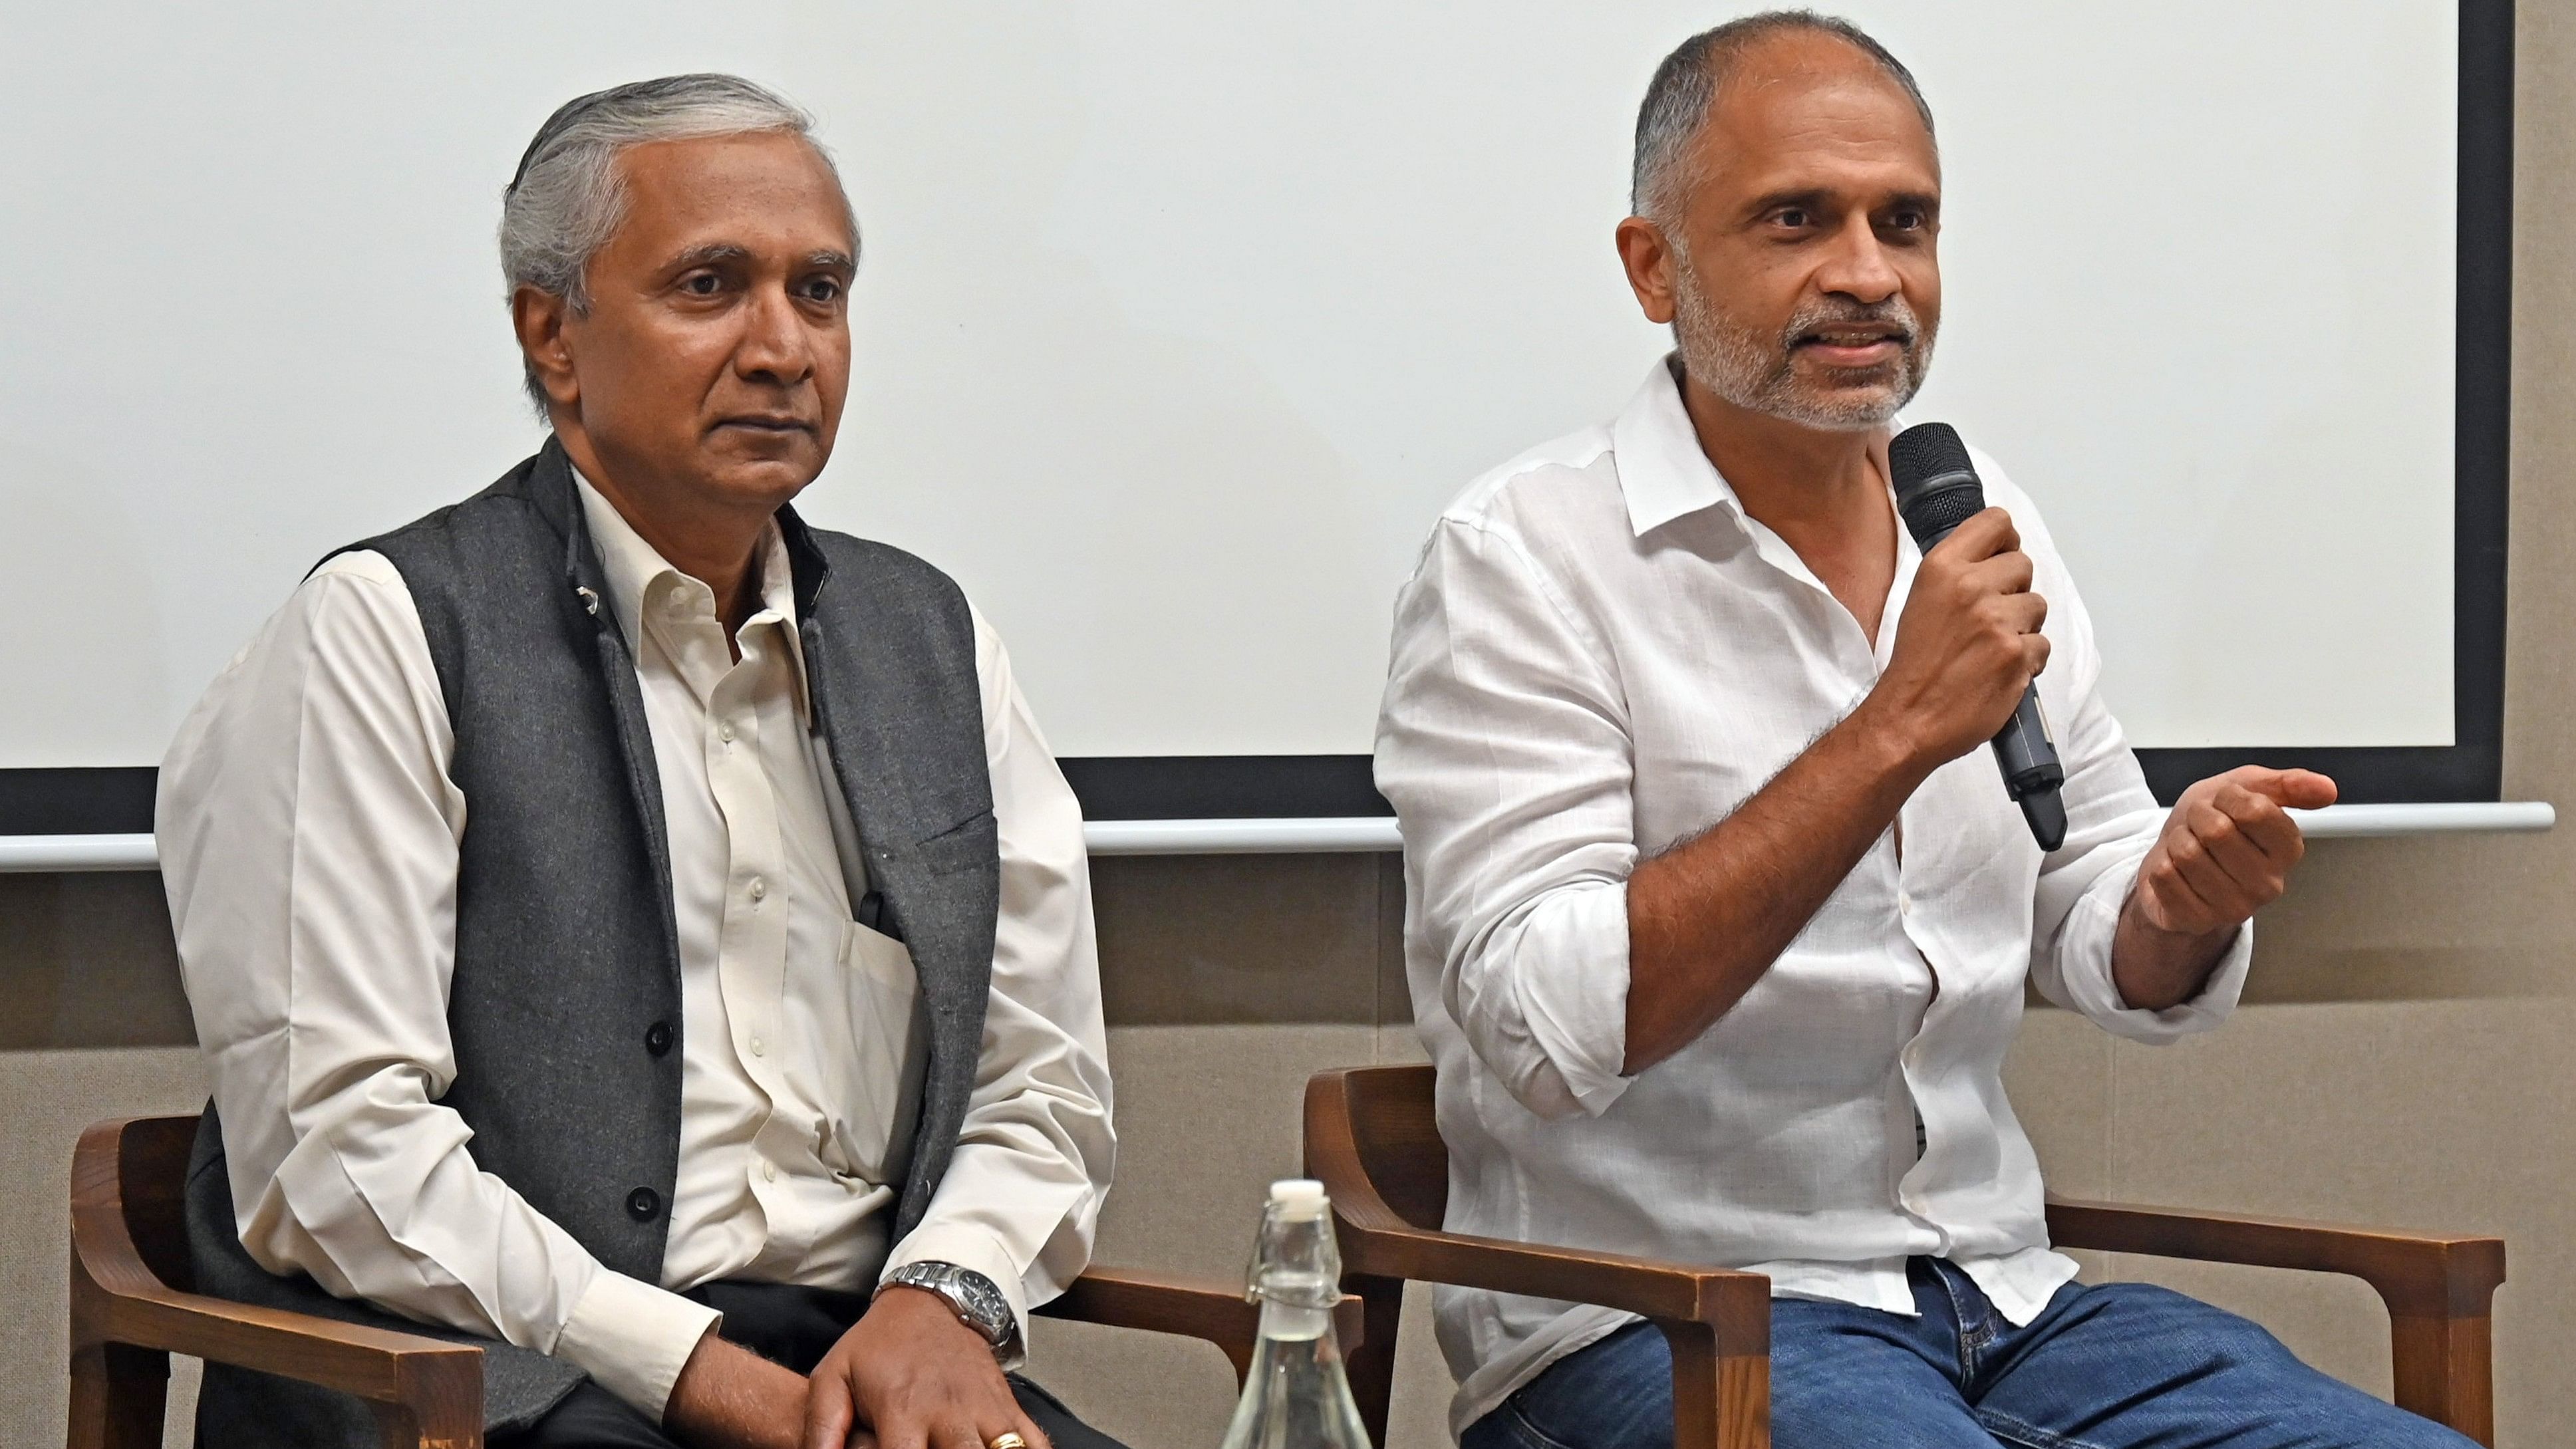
[1898,892,1914,915]
[762,1162,779,1184]
[749,1034,767,1057]
[748,877,768,902]
[625,1186,662,1222]
[719,724,736,745]
[643,1021,674,1057]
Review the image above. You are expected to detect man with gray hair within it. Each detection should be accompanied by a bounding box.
[160,75,1123,1449]
[1377,13,2462,1448]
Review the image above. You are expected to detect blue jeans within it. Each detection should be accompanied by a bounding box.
[1461,1258,2476,1449]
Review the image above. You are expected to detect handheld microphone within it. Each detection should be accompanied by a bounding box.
[1887,422,2068,851]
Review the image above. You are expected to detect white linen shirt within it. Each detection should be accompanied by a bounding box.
[1375,358,2251,1435]
[159,473,1113,1422]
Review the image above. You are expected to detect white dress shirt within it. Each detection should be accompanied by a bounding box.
[1375,358,2251,1434]
[159,473,1113,1421]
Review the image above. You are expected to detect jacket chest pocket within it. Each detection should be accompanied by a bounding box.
[907,810,997,878]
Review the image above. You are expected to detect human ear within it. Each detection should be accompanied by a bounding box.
[1615,216,1679,327]
[510,286,583,412]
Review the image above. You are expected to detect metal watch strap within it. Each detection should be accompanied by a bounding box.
[877,1260,1016,1354]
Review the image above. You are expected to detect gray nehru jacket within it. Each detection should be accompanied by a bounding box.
[181,438,1002,1445]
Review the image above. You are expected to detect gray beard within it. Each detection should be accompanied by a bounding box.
[1671,263,1934,432]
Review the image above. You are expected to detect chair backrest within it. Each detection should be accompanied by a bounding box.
[94,1114,201,1294]
[1305,1064,1448,1232]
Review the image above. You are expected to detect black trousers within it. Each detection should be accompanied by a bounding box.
[493,1281,1127,1449]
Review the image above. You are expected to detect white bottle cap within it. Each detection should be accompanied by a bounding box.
[1268,1178,1330,1220]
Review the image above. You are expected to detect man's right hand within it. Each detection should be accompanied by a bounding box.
[1861,505,2049,771]
[803,1287,1046,1449]
[665,1329,813,1449]
[1622,510,2055,1071]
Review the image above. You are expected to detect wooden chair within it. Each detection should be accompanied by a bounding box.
[71,1113,1350,1449]
[1305,1065,2506,1449]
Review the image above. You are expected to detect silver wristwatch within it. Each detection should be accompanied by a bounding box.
[877,1260,1018,1357]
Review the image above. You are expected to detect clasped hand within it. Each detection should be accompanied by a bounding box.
[805,1287,1048,1449]
[664,1287,1050,1449]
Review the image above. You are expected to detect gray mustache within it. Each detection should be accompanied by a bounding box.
[1784,302,1920,346]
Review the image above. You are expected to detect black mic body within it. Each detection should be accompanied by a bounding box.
[1887,422,2069,851]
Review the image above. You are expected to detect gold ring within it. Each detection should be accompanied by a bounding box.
[988,1435,1028,1449]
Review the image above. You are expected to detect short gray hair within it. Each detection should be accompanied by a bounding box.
[500,73,855,413]
[1630,11,1934,223]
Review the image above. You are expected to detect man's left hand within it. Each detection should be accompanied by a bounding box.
[803,1286,1046,1449]
[2134,766,2337,935]
[2112,765,2337,1009]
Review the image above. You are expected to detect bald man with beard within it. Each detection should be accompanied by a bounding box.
[1375,13,2460,1449]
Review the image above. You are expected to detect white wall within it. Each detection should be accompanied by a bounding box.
[0,1,2457,765]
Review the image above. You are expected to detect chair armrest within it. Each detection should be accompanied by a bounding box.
[1334,1215,1769,1349]
[1305,1069,1767,1344]
[1329,1216,1771,1448]
[2048,1196,2504,1445]
[70,1117,482,1439]
[1304,1070,1771,1446]
[2046,1197,2505,1319]
[72,1273,482,1421]
[1038,1265,1365,1386]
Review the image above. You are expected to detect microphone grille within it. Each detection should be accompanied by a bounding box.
[1900,482,1986,542]
[1888,421,1972,486]
[1889,422,1986,547]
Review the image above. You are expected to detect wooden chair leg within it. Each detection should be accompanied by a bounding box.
[67,1343,168,1449]
[1654,1317,1769,1449]
[2391,1313,2495,1446]
[366,1353,486,1449]
[372,1398,483,1449]
[1338,1273,1405,1448]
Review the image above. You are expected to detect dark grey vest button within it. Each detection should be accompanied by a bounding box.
[644,1021,674,1057]
[625,1187,661,1222]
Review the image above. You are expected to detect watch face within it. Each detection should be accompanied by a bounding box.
[952,1269,1012,1341]
[899,1262,1011,1345]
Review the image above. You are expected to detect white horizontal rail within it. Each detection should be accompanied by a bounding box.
[1081,816,1404,856]
[0,833,160,872]
[0,801,2553,873]
[2287,800,2555,838]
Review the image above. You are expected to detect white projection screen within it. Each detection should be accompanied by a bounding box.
[0,1,2512,829]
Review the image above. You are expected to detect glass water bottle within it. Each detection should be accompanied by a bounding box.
[1216,1178,1375,1449]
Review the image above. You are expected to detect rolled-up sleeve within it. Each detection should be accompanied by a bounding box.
[2021,529,2249,1042]
[1375,517,1636,1120]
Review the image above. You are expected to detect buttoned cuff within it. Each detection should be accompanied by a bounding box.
[884,1224,1033,1367]
[553,1269,724,1423]
[2055,874,2254,1043]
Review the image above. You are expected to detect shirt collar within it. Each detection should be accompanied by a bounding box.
[1612,353,1752,539]
[1610,352,1914,545]
[570,467,811,715]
